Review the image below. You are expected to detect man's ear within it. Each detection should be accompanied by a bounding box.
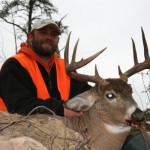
[27,32,33,42]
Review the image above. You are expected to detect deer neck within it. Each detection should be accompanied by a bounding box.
[89,123,130,150]
[66,109,131,150]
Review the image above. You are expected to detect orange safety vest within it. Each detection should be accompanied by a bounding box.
[0,53,70,112]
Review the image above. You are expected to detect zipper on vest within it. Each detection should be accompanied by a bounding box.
[49,74,54,97]
[49,75,52,90]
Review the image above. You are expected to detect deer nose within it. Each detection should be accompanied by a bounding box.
[131,108,144,121]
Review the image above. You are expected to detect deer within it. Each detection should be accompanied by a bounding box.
[63,28,149,150]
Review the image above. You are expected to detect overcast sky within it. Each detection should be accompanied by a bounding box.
[0,0,150,110]
[53,0,150,110]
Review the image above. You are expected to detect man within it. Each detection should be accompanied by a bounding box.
[0,19,91,116]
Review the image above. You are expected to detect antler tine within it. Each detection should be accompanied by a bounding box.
[67,46,107,73]
[67,38,79,72]
[71,38,79,65]
[118,38,139,81]
[120,28,150,80]
[95,65,99,76]
[118,65,128,82]
[64,32,107,84]
[141,27,149,60]
[118,65,122,76]
[95,65,109,85]
[132,38,138,65]
[64,32,71,68]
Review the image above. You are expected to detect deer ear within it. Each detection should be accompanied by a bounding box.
[64,93,97,112]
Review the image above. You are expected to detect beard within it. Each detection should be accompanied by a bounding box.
[31,39,58,57]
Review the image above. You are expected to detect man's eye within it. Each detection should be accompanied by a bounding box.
[51,31,58,37]
[106,93,116,100]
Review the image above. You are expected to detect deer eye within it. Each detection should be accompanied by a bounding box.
[106,93,116,100]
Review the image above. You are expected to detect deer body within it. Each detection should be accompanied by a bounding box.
[65,79,141,150]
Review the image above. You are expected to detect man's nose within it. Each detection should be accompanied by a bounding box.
[46,33,53,39]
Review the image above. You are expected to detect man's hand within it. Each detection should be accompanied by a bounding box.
[64,107,83,117]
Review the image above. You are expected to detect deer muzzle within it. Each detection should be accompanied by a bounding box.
[125,108,144,128]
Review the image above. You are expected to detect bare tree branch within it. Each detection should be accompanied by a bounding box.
[1,17,27,34]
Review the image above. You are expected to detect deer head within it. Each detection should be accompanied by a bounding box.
[64,29,147,130]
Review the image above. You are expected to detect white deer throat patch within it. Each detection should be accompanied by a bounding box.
[105,124,131,134]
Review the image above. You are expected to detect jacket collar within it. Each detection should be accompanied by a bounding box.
[18,43,57,74]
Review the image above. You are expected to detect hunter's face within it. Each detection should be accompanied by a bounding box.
[28,25,59,57]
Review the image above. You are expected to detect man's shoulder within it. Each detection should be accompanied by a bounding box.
[1,57,22,71]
